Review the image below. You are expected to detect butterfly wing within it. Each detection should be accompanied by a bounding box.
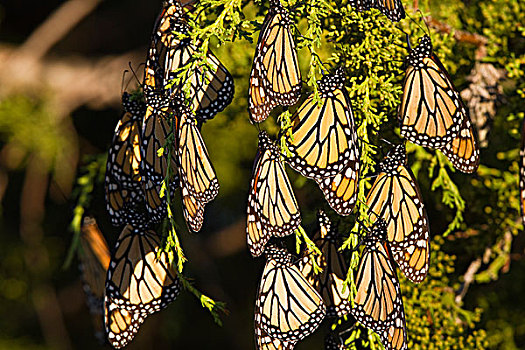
[248,2,301,123]
[366,163,430,283]
[141,102,180,222]
[247,133,301,257]
[399,36,464,149]
[105,225,181,317]
[177,109,219,203]
[373,0,405,22]
[351,238,407,350]
[287,69,358,179]
[440,117,479,173]
[300,212,351,318]
[257,246,326,342]
[165,42,234,121]
[105,94,145,226]
[255,291,297,350]
[104,301,145,349]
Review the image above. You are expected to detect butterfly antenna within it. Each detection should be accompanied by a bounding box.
[121,69,130,96]
[416,9,431,35]
[128,62,143,88]
[380,138,393,146]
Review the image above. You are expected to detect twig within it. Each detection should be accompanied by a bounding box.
[16,0,103,62]
[425,16,488,59]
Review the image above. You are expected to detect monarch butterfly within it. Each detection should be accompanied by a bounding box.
[78,217,111,343]
[299,211,351,318]
[520,119,525,226]
[149,0,234,122]
[176,104,219,232]
[286,67,359,181]
[140,96,180,222]
[365,143,430,283]
[351,219,407,350]
[246,131,302,257]
[164,35,234,122]
[105,92,145,227]
[399,34,479,173]
[255,245,326,343]
[104,223,180,347]
[349,0,405,22]
[248,0,301,123]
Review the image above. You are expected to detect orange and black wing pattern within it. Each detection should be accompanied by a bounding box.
[256,245,325,343]
[165,39,234,122]
[366,144,430,283]
[441,117,479,173]
[246,131,301,257]
[373,0,405,22]
[104,223,180,348]
[351,220,408,350]
[315,155,360,216]
[176,106,219,232]
[287,67,359,181]
[248,0,301,123]
[105,93,145,226]
[400,35,464,149]
[78,217,111,342]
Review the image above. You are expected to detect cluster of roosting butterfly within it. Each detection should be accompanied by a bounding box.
[245,0,479,349]
[76,0,482,348]
[78,0,235,348]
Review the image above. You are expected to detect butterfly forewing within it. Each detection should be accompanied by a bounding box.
[287,68,359,180]
[105,93,146,226]
[400,35,465,149]
[248,0,301,123]
[246,132,301,257]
